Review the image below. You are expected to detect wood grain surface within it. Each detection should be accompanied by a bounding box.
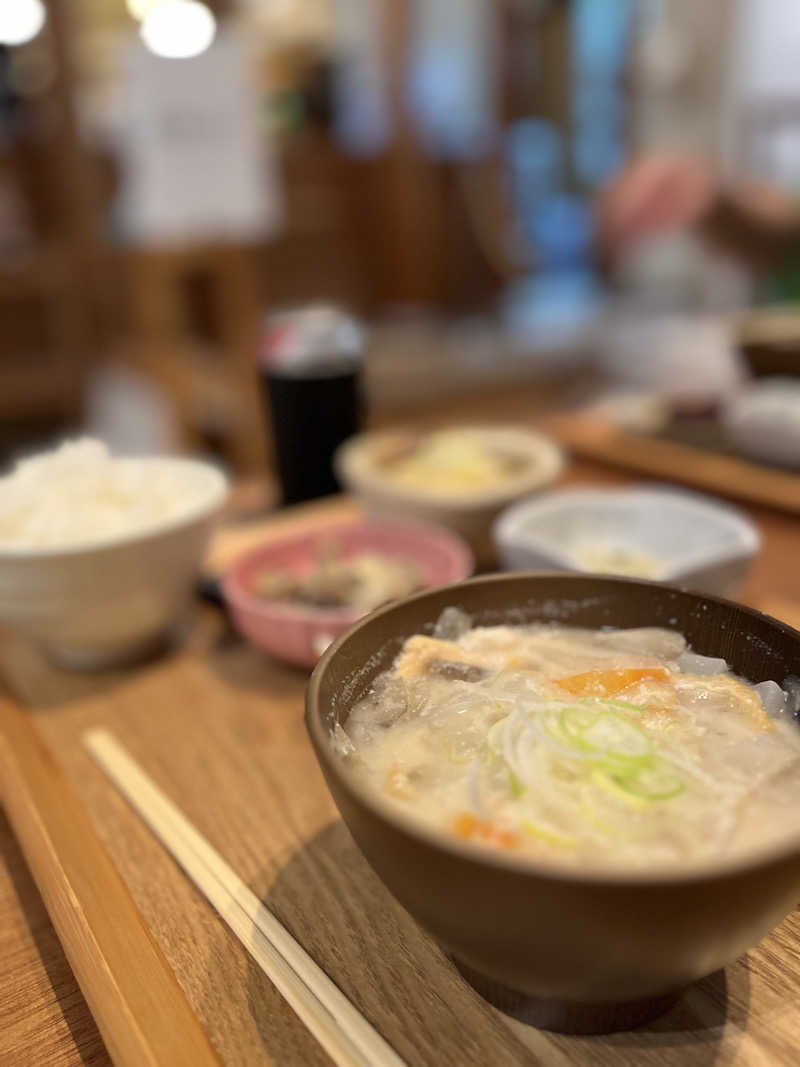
[2,462,799,1067]
[0,698,222,1067]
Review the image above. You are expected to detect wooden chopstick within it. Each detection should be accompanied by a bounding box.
[0,697,222,1067]
[84,728,406,1067]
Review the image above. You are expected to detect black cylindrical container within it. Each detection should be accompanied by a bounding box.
[259,307,364,505]
[262,362,363,505]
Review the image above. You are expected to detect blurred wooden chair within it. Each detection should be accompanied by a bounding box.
[123,242,269,473]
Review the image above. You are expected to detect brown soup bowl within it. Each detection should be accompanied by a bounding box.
[306,573,800,1032]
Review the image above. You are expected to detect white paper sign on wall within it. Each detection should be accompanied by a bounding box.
[118,26,282,245]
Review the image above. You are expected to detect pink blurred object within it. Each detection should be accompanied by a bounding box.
[222,519,474,668]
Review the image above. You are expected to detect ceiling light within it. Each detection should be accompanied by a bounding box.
[140,1,216,60]
[0,0,47,47]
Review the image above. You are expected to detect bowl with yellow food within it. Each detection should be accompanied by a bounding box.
[335,425,565,566]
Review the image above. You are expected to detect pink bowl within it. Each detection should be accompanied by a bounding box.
[221,519,474,668]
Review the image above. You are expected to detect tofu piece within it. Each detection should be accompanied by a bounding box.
[393,635,474,680]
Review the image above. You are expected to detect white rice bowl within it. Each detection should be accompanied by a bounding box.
[0,438,225,552]
[0,439,227,667]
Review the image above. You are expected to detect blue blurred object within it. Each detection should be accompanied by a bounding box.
[332,0,392,156]
[572,0,632,77]
[506,120,562,197]
[504,194,601,352]
[505,118,563,241]
[573,81,625,129]
[504,268,602,351]
[500,0,630,354]
[406,0,497,160]
[407,48,496,158]
[574,125,625,187]
[571,0,631,189]
[529,193,595,268]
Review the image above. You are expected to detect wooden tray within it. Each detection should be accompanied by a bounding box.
[3,498,800,1066]
[543,414,800,516]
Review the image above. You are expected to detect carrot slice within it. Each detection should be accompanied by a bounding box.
[556,667,669,698]
[454,813,520,850]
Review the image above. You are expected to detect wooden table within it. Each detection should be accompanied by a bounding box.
[2,461,800,1067]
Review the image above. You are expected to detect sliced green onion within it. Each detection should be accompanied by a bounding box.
[613,760,685,800]
[560,705,600,740]
[508,767,525,798]
[521,819,576,848]
[578,801,628,839]
[591,757,685,808]
[591,769,651,810]
[543,710,581,750]
[540,712,644,778]
[580,712,651,760]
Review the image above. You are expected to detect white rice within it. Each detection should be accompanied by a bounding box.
[0,438,222,550]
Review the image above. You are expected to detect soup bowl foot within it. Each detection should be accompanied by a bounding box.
[452,958,681,1035]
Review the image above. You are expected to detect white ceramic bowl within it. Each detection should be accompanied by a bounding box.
[493,487,760,597]
[721,378,800,469]
[0,458,228,669]
[335,425,565,565]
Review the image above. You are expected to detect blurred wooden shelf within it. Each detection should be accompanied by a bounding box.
[0,357,82,417]
[0,246,75,292]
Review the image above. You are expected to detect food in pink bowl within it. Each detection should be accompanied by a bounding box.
[222,520,474,667]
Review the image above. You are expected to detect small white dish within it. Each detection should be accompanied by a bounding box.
[493,487,760,598]
[721,378,800,469]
